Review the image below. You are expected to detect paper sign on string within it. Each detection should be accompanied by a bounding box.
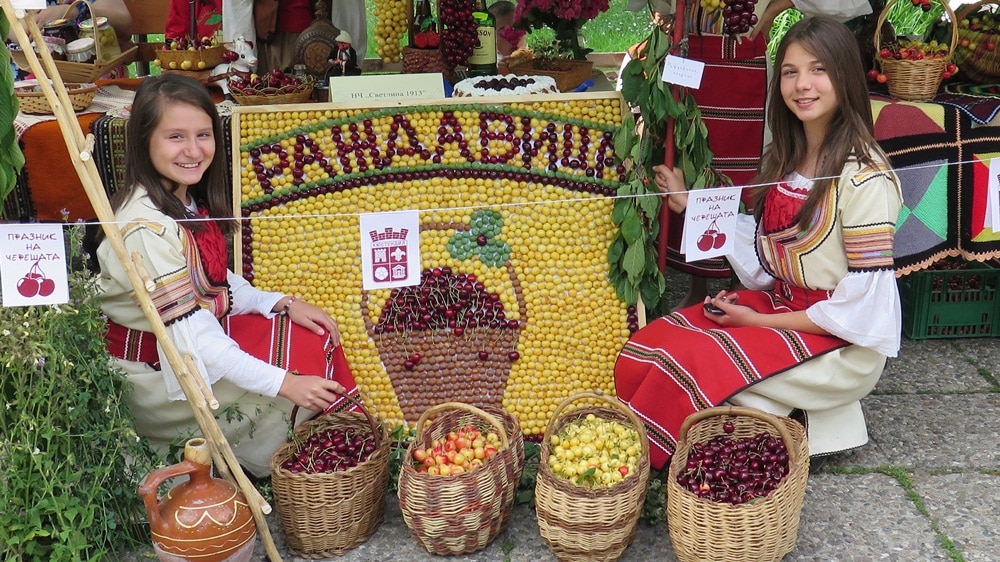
[661,55,705,89]
[11,0,46,10]
[360,211,422,290]
[987,157,1000,231]
[682,186,743,261]
[0,223,69,307]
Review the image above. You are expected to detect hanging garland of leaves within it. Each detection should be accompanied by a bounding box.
[0,12,26,205]
[609,24,726,318]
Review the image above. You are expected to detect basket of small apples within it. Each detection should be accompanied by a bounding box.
[397,402,524,555]
[153,35,226,71]
[228,67,315,105]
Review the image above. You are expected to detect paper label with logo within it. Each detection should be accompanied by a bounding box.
[360,211,422,290]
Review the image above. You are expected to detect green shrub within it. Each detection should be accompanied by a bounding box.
[0,221,160,561]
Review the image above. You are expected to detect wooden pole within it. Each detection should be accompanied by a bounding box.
[656,0,687,275]
[0,3,282,560]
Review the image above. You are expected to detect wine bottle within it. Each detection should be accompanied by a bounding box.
[468,0,498,76]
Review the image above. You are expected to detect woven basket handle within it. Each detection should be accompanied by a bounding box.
[62,0,103,62]
[677,405,799,464]
[544,390,650,456]
[289,388,382,450]
[955,0,1000,23]
[874,0,958,57]
[414,401,510,450]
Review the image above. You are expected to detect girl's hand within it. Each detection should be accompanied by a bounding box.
[278,371,346,411]
[280,298,342,346]
[703,291,757,326]
[652,165,689,213]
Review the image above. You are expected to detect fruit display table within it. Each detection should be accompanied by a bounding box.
[232,92,633,434]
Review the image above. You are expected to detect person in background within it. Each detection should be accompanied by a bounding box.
[489,0,526,73]
[165,0,221,42]
[11,0,133,48]
[254,0,367,74]
[87,74,357,477]
[615,16,902,471]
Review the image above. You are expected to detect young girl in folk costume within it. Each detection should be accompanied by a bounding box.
[615,16,902,470]
[89,74,358,477]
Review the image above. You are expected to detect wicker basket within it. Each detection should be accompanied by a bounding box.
[952,0,1000,83]
[508,58,593,92]
[397,402,524,555]
[875,0,957,102]
[269,394,390,559]
[666,406,809,562]
[9,0,136,82]
[230,80,315,106]
[535,392,651,562]
[153,43,226,71]
[15,82,97,115]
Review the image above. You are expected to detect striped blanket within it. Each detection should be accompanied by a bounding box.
[615,291,848,469]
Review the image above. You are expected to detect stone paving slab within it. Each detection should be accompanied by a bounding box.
[789,473,947,561]
[238,472,951,562]
[845,394,1000,469]
[916,473,1000,562]
[876,339,993,394]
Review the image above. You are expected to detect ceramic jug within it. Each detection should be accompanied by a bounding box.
[138,438,257,562]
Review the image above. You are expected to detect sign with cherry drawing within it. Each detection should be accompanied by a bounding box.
[360,210,421,290]
[681,186,742,262]
[0,224,68,307]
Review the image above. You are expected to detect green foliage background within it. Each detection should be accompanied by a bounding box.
[0,224,160,561]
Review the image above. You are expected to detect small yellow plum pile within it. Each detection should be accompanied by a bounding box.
[547,413,642,488]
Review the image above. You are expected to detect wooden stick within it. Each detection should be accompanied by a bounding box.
[184,355,220,409]
[0,3,281,559]
[656,0,687,275]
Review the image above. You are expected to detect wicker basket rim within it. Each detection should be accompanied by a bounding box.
[875,0,958,57]
[955,0,1000,21]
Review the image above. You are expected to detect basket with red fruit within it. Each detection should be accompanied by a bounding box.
[228,68,315,105]
[397,402,524,555]
[952,1,1000,83]
[666,406,809,562]
[874,0,957,101]
[269,392,391,558]
[535,391,650,562]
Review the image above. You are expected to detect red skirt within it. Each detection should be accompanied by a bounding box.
[614,289,847,470]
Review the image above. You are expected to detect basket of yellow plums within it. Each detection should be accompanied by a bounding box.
[535,391,650,562]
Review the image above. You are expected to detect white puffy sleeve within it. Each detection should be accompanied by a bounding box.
[806,163,903,357]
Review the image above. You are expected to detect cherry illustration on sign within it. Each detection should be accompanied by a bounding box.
[17,260,55,298]
[697,219,727,252]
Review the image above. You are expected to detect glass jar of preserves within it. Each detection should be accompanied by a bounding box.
[78,16,121,63]
[42,18,79,44]
[66,37,96,64]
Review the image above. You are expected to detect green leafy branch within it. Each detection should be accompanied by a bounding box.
[610,25,726,317]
